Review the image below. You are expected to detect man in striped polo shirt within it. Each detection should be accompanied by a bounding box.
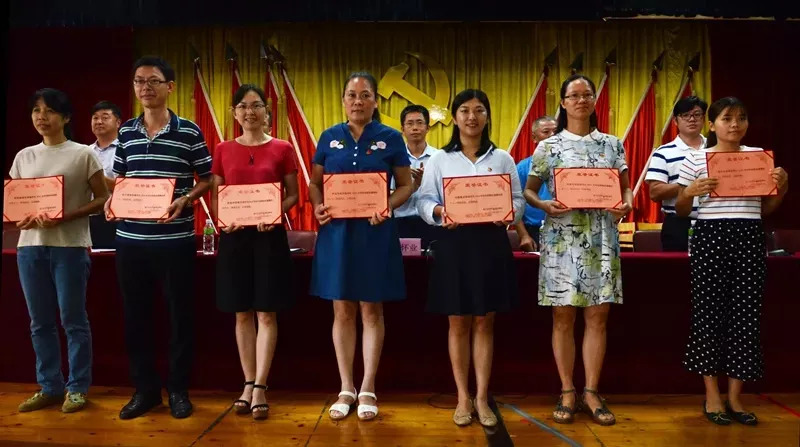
[645,96,707,251]
[106,56,212,420]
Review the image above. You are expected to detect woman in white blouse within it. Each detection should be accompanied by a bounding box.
[416,89,524,427]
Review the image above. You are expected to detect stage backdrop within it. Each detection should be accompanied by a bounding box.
[134,22,710,151]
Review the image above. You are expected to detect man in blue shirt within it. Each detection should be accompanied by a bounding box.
[106,56,212,420]
[514,116,556,251]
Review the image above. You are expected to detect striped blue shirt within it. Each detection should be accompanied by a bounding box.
[113,110,212,245]
[645,135,705,218]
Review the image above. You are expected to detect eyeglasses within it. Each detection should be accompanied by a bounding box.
[234,104,266,112]
[133,79,168,88]
[564,94,595,102]
[678,112,704,121]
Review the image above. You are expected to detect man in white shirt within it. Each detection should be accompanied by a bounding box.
[393,105,439,248]
[645,96,707,251]
[88,101,121,248]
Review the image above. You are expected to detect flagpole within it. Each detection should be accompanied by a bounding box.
[508,71,546,155]
[272,69,311,187]
[281,68,318,147]
[621,81,653,143]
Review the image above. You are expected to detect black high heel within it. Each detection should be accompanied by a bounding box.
[233,381,255,415]
[251,384,270,420]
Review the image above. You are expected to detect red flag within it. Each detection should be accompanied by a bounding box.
[276,67,317,231]
[193,62,223,234]
[623,79,660,223]
[508,71,548,162]
[265,69,280,138]
[660,79,693,145]
[230,59,243,139]
[595,67,611,133]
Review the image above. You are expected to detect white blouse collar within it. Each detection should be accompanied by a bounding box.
[560,129,602,141]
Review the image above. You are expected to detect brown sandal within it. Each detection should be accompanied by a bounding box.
[552,389,578,424]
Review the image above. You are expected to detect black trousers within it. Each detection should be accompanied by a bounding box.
[684,219,766,381]
[89,214,117,249]
[116,242,195,394]
[661,213,691,252]
[524,224,541,245]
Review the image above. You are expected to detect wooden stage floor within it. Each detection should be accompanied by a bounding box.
[0,383,798,446]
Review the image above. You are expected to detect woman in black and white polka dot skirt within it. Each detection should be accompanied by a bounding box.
[675,97,789,426]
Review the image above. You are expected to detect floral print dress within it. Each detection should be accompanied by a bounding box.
[530,129,628,307]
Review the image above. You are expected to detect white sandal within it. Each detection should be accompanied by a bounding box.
[357,391,379,421]
[329,389,357,420]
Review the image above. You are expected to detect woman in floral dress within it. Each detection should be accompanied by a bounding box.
[524,74,632,426]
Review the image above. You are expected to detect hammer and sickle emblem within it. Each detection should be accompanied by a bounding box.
[378,52,451,130]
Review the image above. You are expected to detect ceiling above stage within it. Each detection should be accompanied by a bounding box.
[9,0,800,27]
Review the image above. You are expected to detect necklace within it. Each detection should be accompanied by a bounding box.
[237,135,271,166]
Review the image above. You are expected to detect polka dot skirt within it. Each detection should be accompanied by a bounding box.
[683,219,766,381]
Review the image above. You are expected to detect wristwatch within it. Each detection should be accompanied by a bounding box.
[182,193,193,204]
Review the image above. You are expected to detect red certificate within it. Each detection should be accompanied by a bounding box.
[323,172,389,219]
[553,168,622,209]
[442,174,514,224]
[3,176,64,223]
[706,150,777,197]
[108,178,176,220]
[217,183,282,227]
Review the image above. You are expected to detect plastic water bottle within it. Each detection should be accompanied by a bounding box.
[202,219,215,255]
[687,227,693,257]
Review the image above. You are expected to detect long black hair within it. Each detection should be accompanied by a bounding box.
[342,71,380,123]
[442,89,496,157]
[556,74,598,133]
[706,96,747,147]
[29,88,74,140]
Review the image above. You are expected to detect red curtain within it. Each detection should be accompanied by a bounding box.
[661,80,693,145]
[595,69,611,134]
[193,71,222,234]
[230,61,242,140]
[509,74,547,162]
[277,70,317,231]
[624,82,661,223]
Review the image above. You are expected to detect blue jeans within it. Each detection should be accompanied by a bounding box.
[17,246,92,395]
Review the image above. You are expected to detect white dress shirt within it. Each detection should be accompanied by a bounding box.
[392,144,438,218]
[416,146,525,226]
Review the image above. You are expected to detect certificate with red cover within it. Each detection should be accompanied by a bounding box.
[442,174,514,224]
[217,182,282,227]
[3,176,64,222]
[323,172,389,219]
[706,150,777,197]
[108,178,176,220]
[553,168,622,209]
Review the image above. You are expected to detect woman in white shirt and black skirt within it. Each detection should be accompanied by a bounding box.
[417,89,525,428]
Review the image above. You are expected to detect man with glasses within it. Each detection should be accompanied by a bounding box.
[105,56,212,419]
[393,104,438,248]
[646,96,708,251]
[88,101,122,248]
[514,116,557,251]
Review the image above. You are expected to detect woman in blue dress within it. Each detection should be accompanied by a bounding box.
[309,72,412,421]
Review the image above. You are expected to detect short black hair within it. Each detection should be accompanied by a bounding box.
[673,96,708,118]
[132,56,175,82]
[442,89,496,157]
[91,101,122,119]
[29,88,74,139]
[400,104,430,126]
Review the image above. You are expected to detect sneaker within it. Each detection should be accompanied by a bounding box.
[18,390,62,412]
[62,391,87,413]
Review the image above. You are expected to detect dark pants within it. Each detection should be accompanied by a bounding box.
[116,242,195,394]
[524,224,541,245]
[661,214,691,252]
[396,215,443,250]
[89,214,116,249]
